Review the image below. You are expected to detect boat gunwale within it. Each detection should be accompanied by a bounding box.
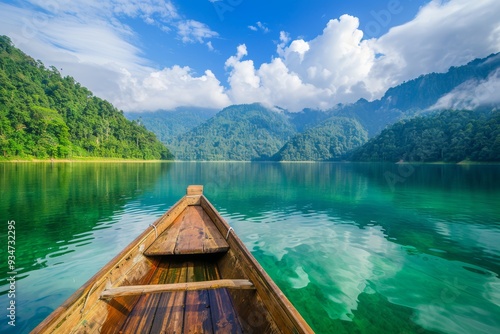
[30,195,190,333]
[200,195,314,334]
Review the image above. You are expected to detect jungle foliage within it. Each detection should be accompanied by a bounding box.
[350,109,500,162]
[0,35,172,160]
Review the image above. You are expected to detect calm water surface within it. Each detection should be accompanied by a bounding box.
[0,162,499,333]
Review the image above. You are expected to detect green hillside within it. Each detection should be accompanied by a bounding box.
[272,117,368,161]
[350,109,500,162]
[0,35,172,160]
[168,103,296,160]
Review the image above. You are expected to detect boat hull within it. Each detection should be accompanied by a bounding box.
[31,186,313,333]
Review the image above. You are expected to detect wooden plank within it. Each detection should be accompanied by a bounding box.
[144,212,185,256]
[101,279,255,298]
[199,207,230,254]
[183,261,212,334]
[187,185,204,196]
[175,207,206,254]
[145,206,229,256]
[206,263,244,334]
[98,260,160,334]
[150,261,187,334]
[118,262,169,333]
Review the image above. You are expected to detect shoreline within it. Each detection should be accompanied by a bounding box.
[1,158,499,165]
[0,158,169,163]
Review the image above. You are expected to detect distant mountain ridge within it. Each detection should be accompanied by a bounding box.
[128,52,500,161]
[329,52,500,136]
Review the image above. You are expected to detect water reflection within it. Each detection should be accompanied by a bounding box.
[225,209,500,334]
[0,163,170,333]
[0,162,499,334]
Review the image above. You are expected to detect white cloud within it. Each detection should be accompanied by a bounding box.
[431,67,500,110]
[176,19,218,43]
[225,0,500,111]
[257,21,269,33]
[227,15,376,110]
[225,45,331,110]
[25,0,179,22]
[248,21,270,33]
[369,0,500,90]
[118,66,231,111]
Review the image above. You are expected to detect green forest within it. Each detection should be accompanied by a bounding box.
[272,117,368,161]
[350,109,500,162]
[0,35,172,160]
[168,104,297,160]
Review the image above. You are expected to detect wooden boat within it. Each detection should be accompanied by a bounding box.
[32,185,314,333]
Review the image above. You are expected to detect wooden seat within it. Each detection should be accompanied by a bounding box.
[145,206,229,256]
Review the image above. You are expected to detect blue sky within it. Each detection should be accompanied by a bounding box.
[1,0,499,112]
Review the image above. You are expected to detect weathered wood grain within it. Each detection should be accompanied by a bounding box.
[145,206,229,256]
[101,279,255,298]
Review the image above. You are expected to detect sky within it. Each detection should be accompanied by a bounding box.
[0,0,499,112]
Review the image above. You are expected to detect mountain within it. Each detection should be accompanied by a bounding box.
[0,35,172,160]
[125,107,218,143]
[168,103,296,160]
[272,117,368,161]
[350,109,500,162]
[330,52,500,136]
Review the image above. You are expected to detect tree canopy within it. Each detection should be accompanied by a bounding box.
[0,35,172,160]
[350,109,500,162]
[272,117,368,161]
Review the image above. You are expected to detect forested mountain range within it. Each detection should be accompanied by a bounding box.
[168,104,297,160]
[0,35,172,160]
[2,32,498,162]
[272,117,368,161]
[132,52,499,161]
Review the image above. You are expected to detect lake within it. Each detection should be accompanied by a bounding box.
[0,162,499,333]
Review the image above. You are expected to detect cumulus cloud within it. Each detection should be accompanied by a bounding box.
[225,45,331,110]
[225,0,500,111]
[226,15,376,110]
[117,66,231,111]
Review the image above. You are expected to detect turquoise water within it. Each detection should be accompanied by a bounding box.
[0,162,499,333]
